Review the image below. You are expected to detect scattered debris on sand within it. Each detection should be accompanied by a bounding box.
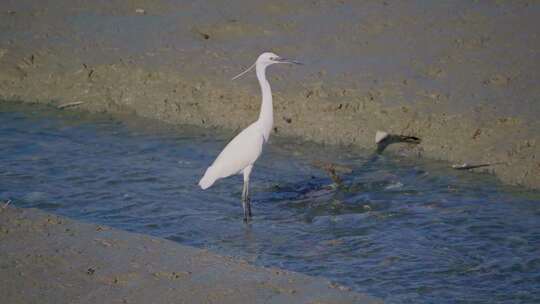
[57,101,84,110]
[452,162,505,171]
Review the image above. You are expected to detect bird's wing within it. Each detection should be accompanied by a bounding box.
[210,122,265,179]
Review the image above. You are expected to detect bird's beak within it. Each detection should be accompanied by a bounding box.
[275,57,303,65]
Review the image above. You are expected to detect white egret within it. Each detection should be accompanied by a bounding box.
[198,52,301,222]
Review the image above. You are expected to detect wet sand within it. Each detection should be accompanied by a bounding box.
[0,206,380,303]
[0,0,539,188]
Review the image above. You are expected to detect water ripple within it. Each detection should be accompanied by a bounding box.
[1,101,539,303]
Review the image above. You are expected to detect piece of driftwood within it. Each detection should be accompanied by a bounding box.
[375,130,421,154]
[2,199,11,209]
[57,101,84,109]
[451,162,505,170]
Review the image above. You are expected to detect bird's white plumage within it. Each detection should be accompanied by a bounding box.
[199,121,264,189]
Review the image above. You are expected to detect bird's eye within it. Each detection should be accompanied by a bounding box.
[270,57,276,61]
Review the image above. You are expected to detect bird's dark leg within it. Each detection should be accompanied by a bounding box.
[242,166,253,223]
[242,180,249,223]
[246,178,252,218]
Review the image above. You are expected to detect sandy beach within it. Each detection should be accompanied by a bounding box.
[0,206,380,303]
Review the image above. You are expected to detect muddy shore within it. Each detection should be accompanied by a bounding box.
[0,206,379,303]
[0,0,538,189]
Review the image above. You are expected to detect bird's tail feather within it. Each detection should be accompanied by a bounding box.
[199,167,218,190]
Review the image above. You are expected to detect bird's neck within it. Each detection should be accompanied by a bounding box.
[256,63,273,142]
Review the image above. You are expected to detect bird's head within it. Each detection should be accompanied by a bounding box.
[232,52,302,80]
[256,52,302,67]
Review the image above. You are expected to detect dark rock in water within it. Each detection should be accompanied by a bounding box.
[375,130,421,154]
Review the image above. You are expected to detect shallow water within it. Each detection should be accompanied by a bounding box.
[1,101,539,303]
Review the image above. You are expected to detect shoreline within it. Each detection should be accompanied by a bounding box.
[1,0,538,189]
[1,52,538,189]
[0,206,380,303]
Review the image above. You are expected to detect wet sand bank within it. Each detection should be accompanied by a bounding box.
[0,0,538,189]
[0,206,380,303]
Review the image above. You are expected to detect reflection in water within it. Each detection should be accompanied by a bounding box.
[1,101,539,304]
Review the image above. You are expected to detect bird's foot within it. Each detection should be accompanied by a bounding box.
[243,212,252,223]
[242,196,252,223]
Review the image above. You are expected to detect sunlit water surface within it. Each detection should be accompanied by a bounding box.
[1,102,539,303]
